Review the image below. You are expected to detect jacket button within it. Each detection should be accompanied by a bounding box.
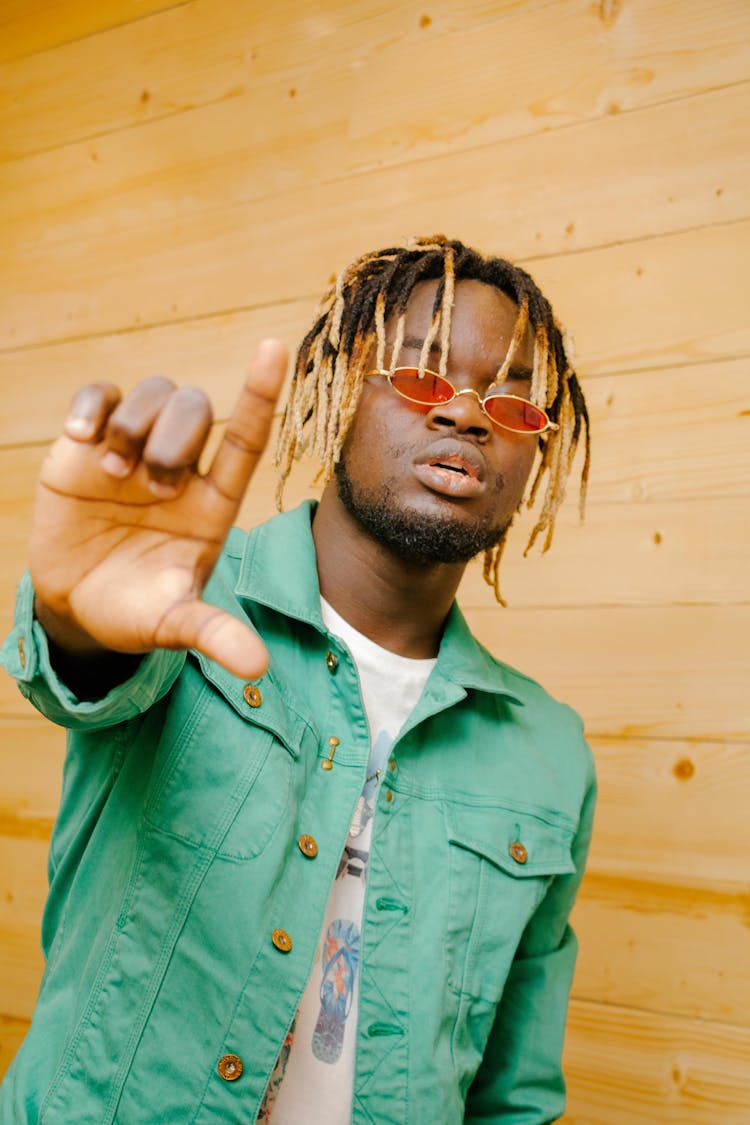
[388,758,397,773]
[272,928,293,953]
[509,841,528,864]
[298,834,318,858]
[243,684,262,707]
[217,1053,243,1081]
[17,637,26,668]
[325,651,339,673]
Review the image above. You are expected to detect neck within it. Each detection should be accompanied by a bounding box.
[312,487,467,659]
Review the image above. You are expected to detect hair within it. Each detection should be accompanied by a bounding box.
[275,235,590,603]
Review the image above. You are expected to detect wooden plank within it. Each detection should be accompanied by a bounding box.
[2,0,748,161]
[587,737,750,887]
[561,999,750,1124]
[4,53,747,262]
[0,1014,29,1083]
[572,872,750,1028]
[0,836,49,1020]
[0,302,313,447]
[572,361,750,504]
[0,0,530,160]
[463,605,749,741]
[0,720,64,837]
[0,0,187,65]
[532,223,750,376]
[3,87,749,351]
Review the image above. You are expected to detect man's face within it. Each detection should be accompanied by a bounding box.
[334,279,539,565]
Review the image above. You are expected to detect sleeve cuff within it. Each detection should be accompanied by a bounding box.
[0,571,185,729]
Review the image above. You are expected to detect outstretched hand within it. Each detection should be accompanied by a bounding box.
[30,339,289,681]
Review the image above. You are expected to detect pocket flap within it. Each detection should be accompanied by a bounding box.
[193,652,315,760]
[446,804,576,877]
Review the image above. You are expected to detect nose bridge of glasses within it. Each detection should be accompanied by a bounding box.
[435,382,495,433]
[452,385,484,405]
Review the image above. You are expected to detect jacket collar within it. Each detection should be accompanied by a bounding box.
[235,501,523,704]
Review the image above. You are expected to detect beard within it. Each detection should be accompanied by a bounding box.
[334,458,511,565]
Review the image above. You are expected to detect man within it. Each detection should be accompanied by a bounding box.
[1,236,595,1123]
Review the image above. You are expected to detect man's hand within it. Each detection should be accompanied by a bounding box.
[30,339,289,681]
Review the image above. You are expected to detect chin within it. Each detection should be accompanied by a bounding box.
[335,463,509,566]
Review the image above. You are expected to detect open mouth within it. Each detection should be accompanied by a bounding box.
[430,458,474,478]
[414,455,484,498]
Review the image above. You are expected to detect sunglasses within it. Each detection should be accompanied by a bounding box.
[366,368,558,435]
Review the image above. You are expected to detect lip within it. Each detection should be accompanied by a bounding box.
[413,440,487,499]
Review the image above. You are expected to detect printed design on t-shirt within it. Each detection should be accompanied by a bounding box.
[256,1017,297,1121]
[312,917,361,1063]
[337,842,368,882]
[349,729,393,839]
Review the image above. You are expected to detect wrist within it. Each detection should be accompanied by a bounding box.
[33,597,110,657]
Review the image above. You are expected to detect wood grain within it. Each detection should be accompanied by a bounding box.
[561,999,750,1123]
[464,605,750,741]
[3,90,748,351]
[0,2,189,65]
[2,0,748,160]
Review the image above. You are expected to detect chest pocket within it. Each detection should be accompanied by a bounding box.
[143,656,315,860]
[444,803,576,1002]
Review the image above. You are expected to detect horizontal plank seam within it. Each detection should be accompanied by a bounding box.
[522,214,750,265]
[1,1,192,68]
[567,994,750,1036]
[2,63,746,173]
[2,212,750,359]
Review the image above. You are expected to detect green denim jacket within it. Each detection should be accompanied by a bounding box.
[0,501,595,1125]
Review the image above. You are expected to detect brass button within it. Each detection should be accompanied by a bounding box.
[17,637,26,668]
[298,834,318,858]
[272,928,293,953]
[509,841,528,865]
[388,758,397,772]
[243,684,262,708]
[217,1053,243,1081]
[385,791,393,803]
[325,650,339,673]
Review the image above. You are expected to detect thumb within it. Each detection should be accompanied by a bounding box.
[160,598,270,680]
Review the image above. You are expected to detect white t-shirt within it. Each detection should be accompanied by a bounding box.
[258,600,436,1123]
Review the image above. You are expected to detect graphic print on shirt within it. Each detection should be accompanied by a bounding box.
[257,1018,297,1121]
[349,729,392,838]
[312,917,361,1063]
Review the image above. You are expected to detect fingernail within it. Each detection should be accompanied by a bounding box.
[148,479,178,499]
[65,416,96,439]
[100,451,132,478]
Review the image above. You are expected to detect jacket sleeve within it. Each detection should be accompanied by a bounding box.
[464,772,597,1124]
[0,571,185,730]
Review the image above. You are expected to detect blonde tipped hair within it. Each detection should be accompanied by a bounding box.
[275,236,590,604]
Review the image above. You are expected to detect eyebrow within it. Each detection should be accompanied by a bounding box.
[401,334,441,354]
[399,334,533,383]
[505,364,533,382]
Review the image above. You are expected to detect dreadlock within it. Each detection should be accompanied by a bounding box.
[275,235,590,604]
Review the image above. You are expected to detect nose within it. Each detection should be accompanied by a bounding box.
[427,387,491,441]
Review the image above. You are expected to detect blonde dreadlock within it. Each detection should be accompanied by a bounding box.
[275,235,590,604]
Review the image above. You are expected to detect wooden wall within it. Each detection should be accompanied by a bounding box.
[1,1,749,1120]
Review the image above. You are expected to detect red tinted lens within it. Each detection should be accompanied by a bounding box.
[484,393,548,433]
[390,368,454,405]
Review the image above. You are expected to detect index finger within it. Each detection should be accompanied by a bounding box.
[205,339,289,502]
